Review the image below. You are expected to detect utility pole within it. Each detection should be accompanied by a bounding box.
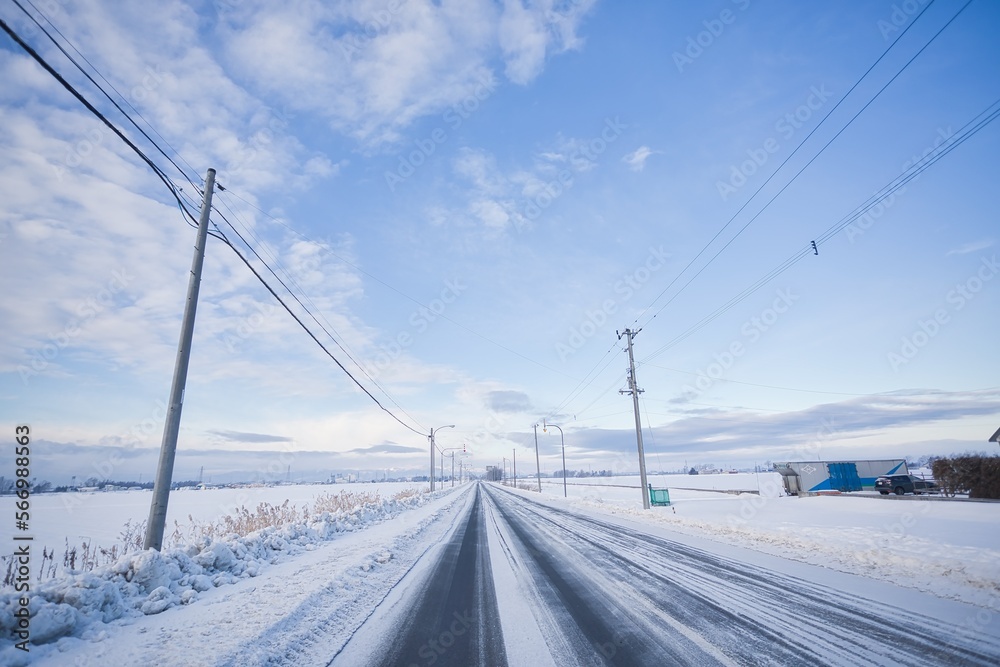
[618,328,650,510]
[513,449,516,488]
[533,423,542,492]
[144,168,217,551]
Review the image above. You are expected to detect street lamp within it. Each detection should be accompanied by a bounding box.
[429,424,454,492]
[543,420,566,498]
[532,423,542,492]
[440,446,465,487]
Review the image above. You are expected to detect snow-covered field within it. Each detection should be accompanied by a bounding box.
[530,473,1000,608]
[2,475,997,664]
[8,481,427,554]
[537,471,782,495]
[0,482,439,665]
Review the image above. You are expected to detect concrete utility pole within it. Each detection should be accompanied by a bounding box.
[618,328,650,510]
[533,423,542,492]
[513,449,516,487]
[144,168,216,551]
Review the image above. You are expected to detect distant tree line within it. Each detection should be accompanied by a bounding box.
[0,477,156,494]
[552,469,615,478]
[932,454,1000,499]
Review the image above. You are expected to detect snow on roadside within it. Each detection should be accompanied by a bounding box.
[0,487,455,665]
[553,484,1000,610]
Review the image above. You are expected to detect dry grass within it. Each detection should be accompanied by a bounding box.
[3,519,146,586]
[3,487,425,585]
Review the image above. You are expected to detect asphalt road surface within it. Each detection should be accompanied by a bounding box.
[331,483,1000,666]
[330,485,507,667]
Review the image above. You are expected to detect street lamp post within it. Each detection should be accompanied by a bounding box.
[544,420,566,498]
[440,447,464,487]
[532,423,542,492]
[429,424,454,492]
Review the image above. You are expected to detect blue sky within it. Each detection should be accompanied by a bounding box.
[1,0,998,484]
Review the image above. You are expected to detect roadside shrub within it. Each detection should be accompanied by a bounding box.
[932,454,1000,499]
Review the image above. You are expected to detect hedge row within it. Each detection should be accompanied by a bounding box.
[931,455,1000,499]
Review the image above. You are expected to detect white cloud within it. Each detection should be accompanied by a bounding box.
[443,126,621,239]
[215,0,596,146]
[622,145,657,172]
[499,0,596,84]
[946,239,993,256]
[0,0,603,462]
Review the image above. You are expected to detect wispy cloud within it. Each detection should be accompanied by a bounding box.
[498,0,596,84]
[209,430,294,444]
[219,0,598,146]
[486,390,533,413]
[553,388,1000,462]
[348,442,425,455]
[946,239,993,256]
[622,145,657,172]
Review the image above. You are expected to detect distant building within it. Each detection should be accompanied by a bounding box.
[773,459,907,495]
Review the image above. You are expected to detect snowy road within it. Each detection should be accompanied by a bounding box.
[333,482,1000,667]
[331,485,507,666]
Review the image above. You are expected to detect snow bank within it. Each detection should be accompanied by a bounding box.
[556,485,1000,609]
[0,489,445,664]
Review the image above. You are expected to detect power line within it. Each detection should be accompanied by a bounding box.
[566,367,630,424]
[543,0,963,431]
[635,0,965,330]
[1,15,429,437]
[19,0,200,180]
[9,0,199,191]
[639,94,1000,365]
[0,15,198,225]
[213,190,372,371]
[814,97,1000,246]
[219,187,577,379]
[211,202,428,433]
[544,340,620,420]
[213,228,429,437]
